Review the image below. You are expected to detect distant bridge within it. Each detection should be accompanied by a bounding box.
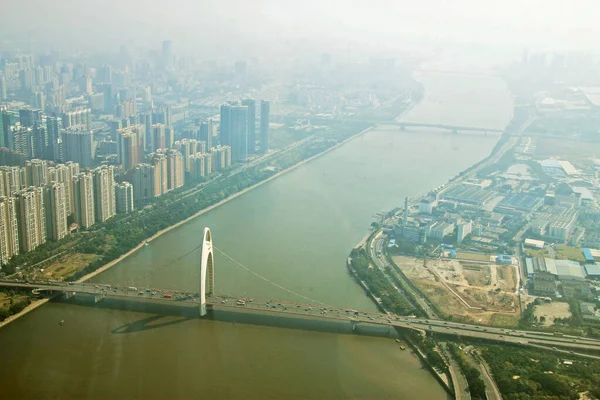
[1,226,600,358]
[272,115,504,134]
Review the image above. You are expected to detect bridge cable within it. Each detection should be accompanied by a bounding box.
[213,246,333,307]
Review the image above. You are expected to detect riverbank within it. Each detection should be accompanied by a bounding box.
[0,297,50,330]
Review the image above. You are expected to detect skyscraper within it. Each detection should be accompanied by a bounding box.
[46,115,62,161]
[162,149,184,191]
[219,104,231,147]
[148,153,168,195]
[241,99,256,154]
[48,162,79,217]
[117,131,139,170]
[15,187,46,252]
[130,164,158,201]
[210,145,232,171]
[0,196,19,262]
[260,100,270,154]
[92,166,116,223]
[152,123,165,151]
[63,128,94,168]
[0,166,24,197]
[165,126,175,149]
[73,172,95,228]
[19,108,42,128]
[0,75,6,100]
[199,119,213,150]
[44,182,68,241]
[115,181,134,214]
[230,106,248,162]
[25,159,48,187]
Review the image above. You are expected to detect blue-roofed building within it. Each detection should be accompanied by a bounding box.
[585,264,600,280]
[583,248,595,264]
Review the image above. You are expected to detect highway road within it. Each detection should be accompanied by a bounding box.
[368,232,439,318]
[2,280,600,357]
[442,343,471,400]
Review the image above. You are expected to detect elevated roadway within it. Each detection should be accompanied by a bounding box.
[2,280,600,358]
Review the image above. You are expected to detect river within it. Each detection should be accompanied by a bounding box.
[0,70,513,399]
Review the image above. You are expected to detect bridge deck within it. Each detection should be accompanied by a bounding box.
[2,280,600,357]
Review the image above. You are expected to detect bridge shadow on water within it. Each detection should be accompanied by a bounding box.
[55,294,399,339]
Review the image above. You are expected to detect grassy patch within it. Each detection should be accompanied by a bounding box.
[489,313,520,327]
[456,252,492,262]
[524,248,550,259]
[555,244,586,262]
[36,253,101,280]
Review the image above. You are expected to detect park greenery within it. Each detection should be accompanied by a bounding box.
[0,289,32,322]
[404,330,447,372]
[446,343,487,400]
[348,248,416,316]
[482,344,600,400]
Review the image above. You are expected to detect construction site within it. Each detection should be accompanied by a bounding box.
[393,255,522,326]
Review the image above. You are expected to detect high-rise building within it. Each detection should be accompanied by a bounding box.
[230,106,248,162]
[117,130,139,170]
[174,139,205,172]
[100,64,112,84]
[34,92,45,112]
[31,123,48,159]
[44,182,68,241]
[260,100,270,153]
[63,128,94,168]
[190,152,212,178]
[1,110,16,150]
[115,181,134,214]
[130,164,159,201]
[46,115,62,161]
[116,99,136,119]
[19,108,43,128]
[88,93,104,112]
[152,123,165,151]
[12,126,33,158]
[219,104,231,147]
[163,149,184,190]
[26,159,48,187]
[165,126,175,149]
[241,99,256,154]
[72,172,95,228]
[210,145,232,171]
[62,108,91,130]
[19,69,34,91]
[48,162,79,217]
[99,83,113,113]
[148,153,167,195]
[0,166,25,197]
[0,75,6,100]
[92,166,115,223]
[140,112,153,152]
[199,119,213,150]
[34,66,45,86]
[0,196,19,262]
[15,187,46,252]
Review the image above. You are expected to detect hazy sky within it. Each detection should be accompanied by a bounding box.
[1,0,598,56]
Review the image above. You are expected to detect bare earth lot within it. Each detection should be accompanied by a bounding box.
[393,256,520,326]
[533,302,572,327]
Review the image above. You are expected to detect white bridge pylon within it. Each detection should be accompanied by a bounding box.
[200,227,214,316]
